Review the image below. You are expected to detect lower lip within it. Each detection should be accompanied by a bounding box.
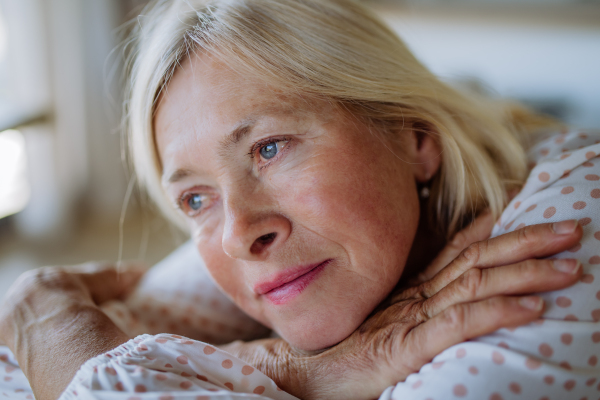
[264,260,329,305]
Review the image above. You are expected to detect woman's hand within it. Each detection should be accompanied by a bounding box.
[223,218,583,400]
[0,263,144,400]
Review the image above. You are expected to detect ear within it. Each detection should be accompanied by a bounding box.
[406,123,442,183]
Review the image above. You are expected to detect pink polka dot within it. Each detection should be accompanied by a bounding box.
[156,374,167,381]
[489,393,503,400]
[544,375,555,385]
[159,396,174,400]
[593,309,600,322]
[242,365,255,375]
[564,380,576,390]
[453,384,467,397]
[543,207,556,218]
[592,332,600,343]
[224,382,234,391]
[560,153,570,159]
[468,366,479,375]
[515,223,526,230]
[556,297,572,307]
[181,371,192,377]
[105,367,117,376]
[180,381,192,390]
[509,382,521,394]
[203,346,216,355]
[253,386,266,395]
[526,204,537,212]
[505,220,515,230]
[197,396,210,400]
[456,348,467,358]
[591,189,600,199]
[539,343,553,357]
[561,186,575,194]
[597,291,600,300]
[525,357,541,370]
[580,217,592,226]
[155,338,168,344]
[584,161,595,167]
[432,361,445,369]
[564,314,578,321]
[222,359,233,369]
[581,274,594,283]
[514,201,521,209]
[134,385,147,393]
[539,172,550,182]
[560,333,573,345]
[540,148,550,156]
[586,151,596,159]
[171,335,182,339]
[176,356,188,365]
[573,201,587,210]
[498,341,510,348]
[585,174,600,181]
[115,382,125,391]
[568,243,582,252]
[560,361,572,370]
[580,133,589,139]
[586,377,597,386]
[588,355,598,366]
[590,256,600,264]
[492,351,505,365]
[412,380,423,389]
[164,363,173,368]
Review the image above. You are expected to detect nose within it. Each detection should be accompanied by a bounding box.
[221,189,292,261]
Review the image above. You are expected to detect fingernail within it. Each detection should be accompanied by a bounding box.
[552,259,581,274]
[519,296,544,311]
[552,220,578,235]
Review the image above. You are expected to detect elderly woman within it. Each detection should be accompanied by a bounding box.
[1,0,599,399]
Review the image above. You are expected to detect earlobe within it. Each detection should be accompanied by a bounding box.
[410,127,442,183]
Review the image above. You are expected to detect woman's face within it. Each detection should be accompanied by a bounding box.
[155,54,439,351]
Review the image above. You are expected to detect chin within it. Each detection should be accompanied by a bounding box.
[275,307,368,351]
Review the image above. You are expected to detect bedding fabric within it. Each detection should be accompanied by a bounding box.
[1,128,599,399]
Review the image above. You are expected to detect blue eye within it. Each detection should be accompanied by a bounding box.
[187,194,203,211]
[260,142,278,160]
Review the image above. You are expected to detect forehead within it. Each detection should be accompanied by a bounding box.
[153,53,333,169]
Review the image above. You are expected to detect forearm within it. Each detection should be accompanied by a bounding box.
[11,305,128,400]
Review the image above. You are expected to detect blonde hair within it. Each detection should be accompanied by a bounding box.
[123,0,555,237]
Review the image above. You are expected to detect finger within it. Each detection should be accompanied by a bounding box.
[422,258,581,318]
[422,220,582,296]
[65,262,146,304]
[403,295,544,371]
[415,211,494,283]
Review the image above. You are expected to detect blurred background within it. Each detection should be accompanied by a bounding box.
[0,0,599,298]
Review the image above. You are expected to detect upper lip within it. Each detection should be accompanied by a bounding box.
[254,260,330,295]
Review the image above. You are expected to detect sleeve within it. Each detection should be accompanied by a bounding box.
[379,129,600,400]
[58,334,299,400]
[100,241,270,344]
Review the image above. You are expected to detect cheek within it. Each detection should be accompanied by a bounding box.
[277,145,419,264]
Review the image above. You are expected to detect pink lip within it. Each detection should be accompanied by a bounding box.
[255,260,331,305]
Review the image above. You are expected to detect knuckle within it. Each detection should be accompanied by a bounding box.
[458,242,484,268]
[516,225,537,247]
[458,268,484,298]
[441,304,468,330]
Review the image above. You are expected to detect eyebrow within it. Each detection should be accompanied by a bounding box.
[163,120,257,185]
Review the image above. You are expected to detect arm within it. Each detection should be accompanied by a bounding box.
[0,220,582,400]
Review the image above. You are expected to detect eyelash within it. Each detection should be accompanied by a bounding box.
[176,137,292,217]
[248,136,291,169]
[176,191,215,218]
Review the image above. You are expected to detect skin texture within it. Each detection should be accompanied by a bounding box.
[155,53,442,351]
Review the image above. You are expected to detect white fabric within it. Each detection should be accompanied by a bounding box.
[379,129,600,400]
[1,128,599,400]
